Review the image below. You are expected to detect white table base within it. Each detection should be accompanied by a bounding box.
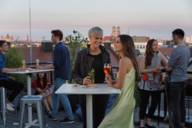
[86,94,93,128]
[25,74,38,128]
[25,120,38,128]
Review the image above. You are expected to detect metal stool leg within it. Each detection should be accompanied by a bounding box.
[157,91,161,128]
[37,101,44,128]
[41,100,46,128]
[19,101,26,128]
[1,87,6,128]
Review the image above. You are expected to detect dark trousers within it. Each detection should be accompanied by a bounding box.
[167,82,186,128]
[79,95,108,128]
[68,95,79,112]
[139,90,161,119]
[0,79,24,102]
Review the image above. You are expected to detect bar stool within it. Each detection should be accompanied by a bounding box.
[0,87,6,128]
[19,95,46,128]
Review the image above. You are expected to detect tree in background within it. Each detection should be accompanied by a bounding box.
[65,30,88,66]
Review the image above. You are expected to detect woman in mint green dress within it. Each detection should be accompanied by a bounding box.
[99,35,140,128]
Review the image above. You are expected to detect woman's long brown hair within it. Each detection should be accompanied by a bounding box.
[119,35,140,82]
[145,39,157,67]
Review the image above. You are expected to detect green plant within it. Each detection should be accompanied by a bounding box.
[6,48,27,84]
[6,48,23,68]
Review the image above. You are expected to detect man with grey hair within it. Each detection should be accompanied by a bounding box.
[73,26,111,128]
[88,26,103,38]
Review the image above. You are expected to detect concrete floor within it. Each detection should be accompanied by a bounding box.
[0,111,170,128]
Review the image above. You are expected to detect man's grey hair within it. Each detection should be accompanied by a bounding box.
[88,26,103,38]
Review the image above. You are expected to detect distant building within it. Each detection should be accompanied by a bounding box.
[164,40,175,47]
[112,26,116,38]
[103,26,121,43]
[0,34,14,42]
[133,36,149,53]
[186,36,192,45]
[111,26,120,38]
[116,26,120,37]
[103,27,166,54]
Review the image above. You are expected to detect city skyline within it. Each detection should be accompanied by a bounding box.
[0,0,192,41]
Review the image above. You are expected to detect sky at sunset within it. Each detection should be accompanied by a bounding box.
[0,0,192,40]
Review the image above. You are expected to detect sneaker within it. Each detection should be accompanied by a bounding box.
[49,115,58,121]
[59,118,74,124]
[6,103,15,112]
[46,111,54,119]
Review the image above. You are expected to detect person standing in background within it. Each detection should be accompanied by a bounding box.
[50,30,74,123]
[166,29,190,128]
[138,39,167,128]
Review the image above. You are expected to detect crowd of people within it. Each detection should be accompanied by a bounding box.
[0,27,190,128]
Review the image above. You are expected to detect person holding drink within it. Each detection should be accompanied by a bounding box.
[73,26,111,128]
[138,39,167,128]
[99,35,140,128]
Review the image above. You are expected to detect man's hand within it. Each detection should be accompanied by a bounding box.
[46,64,54,69]
[154,67,161,73]
[165,65,172,72]
[83,76,92,86]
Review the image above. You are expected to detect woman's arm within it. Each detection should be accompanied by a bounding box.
[159,51,168,67]
[138,55,157,74]
[36,87,43,93]
[107,58,132,89]
[141,67,158,74]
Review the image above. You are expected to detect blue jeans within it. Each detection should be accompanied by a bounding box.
[105,94,118,115]
[52,78,74,120]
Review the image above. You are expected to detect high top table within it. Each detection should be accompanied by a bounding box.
[56,83,121,128]
[6,68,53,128]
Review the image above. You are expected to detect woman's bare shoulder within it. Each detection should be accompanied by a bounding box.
[119,57,133,69]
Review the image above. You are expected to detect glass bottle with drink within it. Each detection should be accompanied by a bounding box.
[22,59,26,68]
[88,69,95,84]
[104,63,111,84]
[36,59,40,67]
[104,64,111,76]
